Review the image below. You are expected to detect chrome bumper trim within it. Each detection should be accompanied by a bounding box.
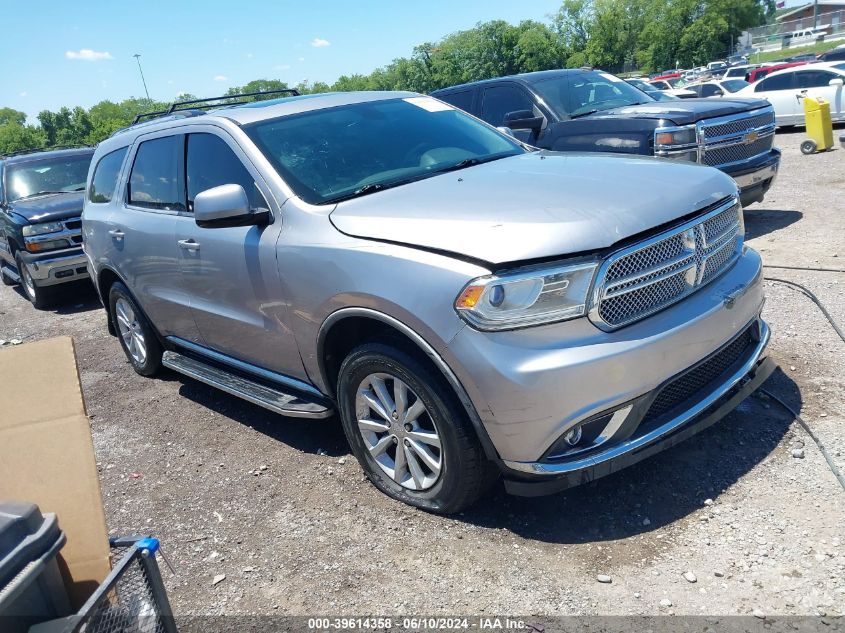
[23,251,90,283]
[503,320,770,475]
[733,163,778,190]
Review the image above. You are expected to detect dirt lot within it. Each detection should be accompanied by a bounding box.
[1,128,843,620]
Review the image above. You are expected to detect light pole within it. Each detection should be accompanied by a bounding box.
[133,54,151,104]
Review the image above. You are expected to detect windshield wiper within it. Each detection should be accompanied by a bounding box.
[17,190,76,200]
[432,157,481,174]
[324,182,392,204]
[569,109,599,119]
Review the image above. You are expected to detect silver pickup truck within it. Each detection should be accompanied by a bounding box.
[82,91,774,513]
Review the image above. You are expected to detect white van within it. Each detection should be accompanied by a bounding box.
[787,27,827,44]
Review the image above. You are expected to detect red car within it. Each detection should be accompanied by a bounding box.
[651,71,682,82]
[747,61,808,83]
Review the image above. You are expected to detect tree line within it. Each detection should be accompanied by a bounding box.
[1,0,773,155]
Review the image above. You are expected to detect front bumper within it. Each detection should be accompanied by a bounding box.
[723,149,780,206]
[446,246,767,468]
[502,321,773,495]
[18,247,90,287]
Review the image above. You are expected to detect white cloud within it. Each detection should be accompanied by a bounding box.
[275,64,291,70]
[167,79,174,85]
[246,52,253,59]
[297,57,305,62]
[310,38,330,48]
[19,91,27,97]
[65,49,113,61]
[213,75,228,81]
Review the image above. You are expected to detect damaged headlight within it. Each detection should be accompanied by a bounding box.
[454,261,598,330]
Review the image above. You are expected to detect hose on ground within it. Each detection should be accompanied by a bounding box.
[757,274,845,492]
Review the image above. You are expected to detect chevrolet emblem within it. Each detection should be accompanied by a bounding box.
[742,130,759,145]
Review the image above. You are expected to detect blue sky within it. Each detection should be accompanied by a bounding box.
[1,0,564,123]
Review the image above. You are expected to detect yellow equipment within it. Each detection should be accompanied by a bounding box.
[801,94,834,154]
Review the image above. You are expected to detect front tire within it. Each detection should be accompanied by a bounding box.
[337,342,496,514]
[15,253,54,309]
[108,282,162,376]
[800,139,817,155]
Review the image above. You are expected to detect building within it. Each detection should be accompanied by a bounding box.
[775,2,845,30]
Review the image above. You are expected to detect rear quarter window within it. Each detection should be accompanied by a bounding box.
[88,147,128,203]
[436,89,475,113]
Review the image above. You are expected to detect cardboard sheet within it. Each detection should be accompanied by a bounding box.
[0,336,110,608]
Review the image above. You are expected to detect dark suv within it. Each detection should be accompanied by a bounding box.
[432,69,781,207]
[0,147,94,308]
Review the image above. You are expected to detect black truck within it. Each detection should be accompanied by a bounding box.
[0,147,94,308]
[431,69,780,207]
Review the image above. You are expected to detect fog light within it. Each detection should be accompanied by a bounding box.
[564,425,582,446]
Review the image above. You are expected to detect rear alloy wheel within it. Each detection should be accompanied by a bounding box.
[108,282,162,376]
[15,253,54,309]
[337,342,497,513]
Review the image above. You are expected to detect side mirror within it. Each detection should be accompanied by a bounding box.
[829,77,845,87]
[193,184,269,229]
[503,110,544,132]
[713,89,724,96]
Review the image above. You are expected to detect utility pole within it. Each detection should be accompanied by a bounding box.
[813,0,819,29]
[133,54,151,104]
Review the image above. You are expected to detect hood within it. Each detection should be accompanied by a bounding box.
[8,192,84,223]
[329,152,736,265]
[587,97,771,125]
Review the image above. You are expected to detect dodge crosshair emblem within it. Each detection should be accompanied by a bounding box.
[742,130,759,145]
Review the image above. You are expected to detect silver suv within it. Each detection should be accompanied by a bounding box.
[83,91,774,513]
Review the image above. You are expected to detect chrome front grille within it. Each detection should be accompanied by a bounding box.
[698,107,776,169]
[590,199,743,330]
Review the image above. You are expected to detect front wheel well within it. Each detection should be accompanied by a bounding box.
[318,313,500,462]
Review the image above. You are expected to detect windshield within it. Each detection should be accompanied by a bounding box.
[722,79,750,93]
[244,97,524,204]
[533,71,652,118]
[5,154,92,202]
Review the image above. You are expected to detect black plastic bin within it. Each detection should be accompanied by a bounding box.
[0,502,72,633]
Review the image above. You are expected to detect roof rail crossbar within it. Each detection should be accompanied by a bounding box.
[129,88,301,126]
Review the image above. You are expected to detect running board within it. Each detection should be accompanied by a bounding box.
[1,265,20,283]
[162,351,334,419]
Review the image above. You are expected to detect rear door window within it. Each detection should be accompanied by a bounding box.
[795,70,838,88]
[186,133,267,212]
[88,147,128,203]
[700,84,722,97]
[480,85,535,127]
[128,136,185,211]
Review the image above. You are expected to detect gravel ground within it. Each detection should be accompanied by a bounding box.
[1,128,843,620]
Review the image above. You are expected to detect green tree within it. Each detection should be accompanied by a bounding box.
[0,108,27,127]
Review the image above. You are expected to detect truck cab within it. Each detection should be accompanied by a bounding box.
[431,69,781,207]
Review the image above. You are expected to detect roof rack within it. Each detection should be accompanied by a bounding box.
[131,88,301,124]
[0,144,91,159]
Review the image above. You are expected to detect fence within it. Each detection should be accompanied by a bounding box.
[745,10,845,53]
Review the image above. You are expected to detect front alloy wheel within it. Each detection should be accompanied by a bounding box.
[337,341,497,514]
[356,373,443,491]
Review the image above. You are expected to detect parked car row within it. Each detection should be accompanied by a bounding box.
[1,81,775,514]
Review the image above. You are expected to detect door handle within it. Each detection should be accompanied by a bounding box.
[177,239,200,251]
[108,229,125,240]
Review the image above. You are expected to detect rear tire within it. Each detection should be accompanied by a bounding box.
[15,253,54,309]
[337,341,497,514]
[108,282,162,376]
[800,140,817,155]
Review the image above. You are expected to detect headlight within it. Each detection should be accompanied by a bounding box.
[455,261,598,330]
[22,222,64,237]
[654,125,698,162]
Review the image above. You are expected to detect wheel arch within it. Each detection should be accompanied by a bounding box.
[317,308,500,461]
